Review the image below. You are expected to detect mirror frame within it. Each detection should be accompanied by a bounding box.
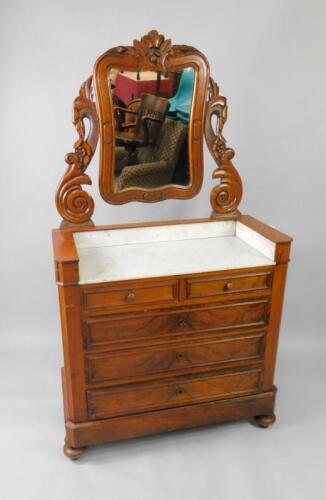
[55,30,243,225]
[94,31,210,204]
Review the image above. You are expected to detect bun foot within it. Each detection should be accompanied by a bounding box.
[254,414,276,428]
[63,443,85,460]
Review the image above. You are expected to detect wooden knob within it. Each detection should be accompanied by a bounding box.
[126,292,135,302]
[175,387,184,395]
[224,282,234,291]
[178,316,187,327]
[176,352,184,360]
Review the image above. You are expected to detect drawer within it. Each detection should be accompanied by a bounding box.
[186,272,272,300]
[83,299,269,349]
[85,333,265,383]
[87,367,263,419]
[82,280,178,313]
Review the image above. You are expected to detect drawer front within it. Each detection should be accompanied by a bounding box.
[86,333,264,383]
[83,300,269,349]
[82,280,178,313]
[186,272,272,300]
[87,367,263,419]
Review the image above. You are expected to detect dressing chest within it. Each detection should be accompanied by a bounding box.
[52,31,292,459]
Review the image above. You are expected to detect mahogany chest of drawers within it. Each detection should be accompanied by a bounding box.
[52,216,291,459]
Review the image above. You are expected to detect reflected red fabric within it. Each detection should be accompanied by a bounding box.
[115,73,172,105]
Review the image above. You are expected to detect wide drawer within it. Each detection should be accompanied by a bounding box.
[186,271,272,300]
[82,299,269,349]
[87,367,263,419]
[85,333,265,383]
[82,280,178,313]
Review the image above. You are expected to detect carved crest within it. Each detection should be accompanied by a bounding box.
[108,30,174,71]
[133,30,173,69]
[205,78,243,215]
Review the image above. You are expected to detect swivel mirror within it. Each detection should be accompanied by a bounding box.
[94,33,209,203]
[55,30,243,223]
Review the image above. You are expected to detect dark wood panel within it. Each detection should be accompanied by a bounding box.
[263,240,291,389]
[87,367,263,419]
[186,271,272,300]
[82,280,178,312]
[58,286,87,422]
[85,333,264,383]
[66,388,276,448]
[83,299,269,349]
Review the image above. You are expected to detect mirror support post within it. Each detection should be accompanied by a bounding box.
[55,76,99,226]
[205,78,243,217]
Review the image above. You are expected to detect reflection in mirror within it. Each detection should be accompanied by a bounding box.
[108,68,195,191]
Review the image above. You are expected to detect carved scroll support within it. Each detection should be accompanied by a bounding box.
[55,76,99,226]
[205,78,242,217]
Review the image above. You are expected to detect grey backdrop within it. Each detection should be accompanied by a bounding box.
[1,1,325,499]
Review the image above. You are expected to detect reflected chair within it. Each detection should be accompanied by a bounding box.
[114,93,170,148]
[115,118,187,190]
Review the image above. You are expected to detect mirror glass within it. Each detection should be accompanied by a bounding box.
[108,67,195,192]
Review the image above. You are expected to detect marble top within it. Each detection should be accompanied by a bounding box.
[73,221,276,284]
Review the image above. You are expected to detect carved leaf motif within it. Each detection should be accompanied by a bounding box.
[133,30,173,70]
[55,76,99,225]
[205,77,243,215]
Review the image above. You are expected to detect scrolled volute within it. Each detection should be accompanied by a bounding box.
[55,76,99,225]
[205,78,242,215]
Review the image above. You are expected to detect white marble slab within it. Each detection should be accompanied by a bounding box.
[236,222,276,261]
[73,220,236,248]
[74,221,276,284]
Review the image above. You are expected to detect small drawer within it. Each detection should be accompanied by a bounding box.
[82,299,269,349]
[186,272,271,300]
[87,367,263,419]
[82,280,178,313]
[85,333,265,383]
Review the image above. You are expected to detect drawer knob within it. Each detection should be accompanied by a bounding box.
[176,352,184,360]
[224,282,234,291]
[178,318,187,327]
[126,292,136,303]
[175,387,184,395]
